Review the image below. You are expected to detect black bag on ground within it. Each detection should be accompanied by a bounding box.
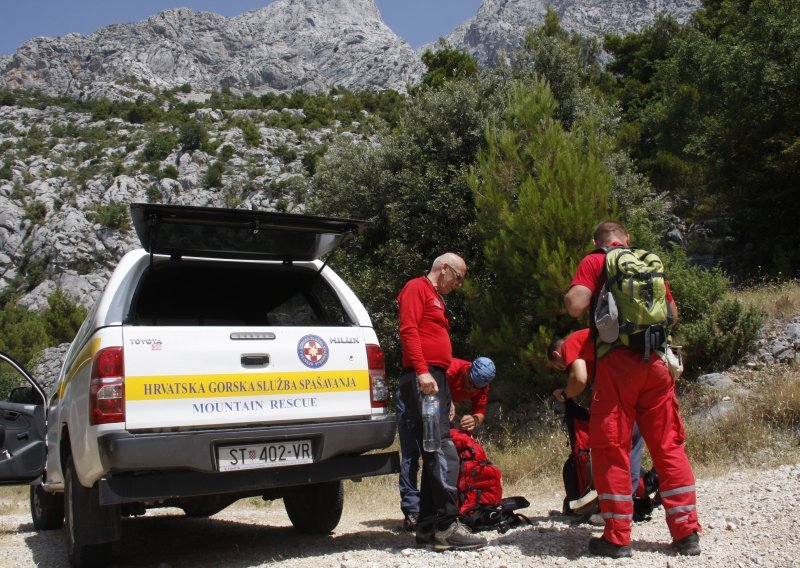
[461,496,532,534]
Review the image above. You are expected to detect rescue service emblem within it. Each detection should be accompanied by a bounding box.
[297,334,329,368]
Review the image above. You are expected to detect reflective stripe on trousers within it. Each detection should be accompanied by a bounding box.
[590,348,701,546]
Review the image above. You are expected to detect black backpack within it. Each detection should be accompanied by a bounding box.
[460,496,532,534]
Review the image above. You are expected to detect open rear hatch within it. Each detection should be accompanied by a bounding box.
[130,203,368,261]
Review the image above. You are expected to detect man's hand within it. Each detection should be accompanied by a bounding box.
[417,372,438,395]
[459,414,477,432]
[449,402,455,421]
[553,388,567,402]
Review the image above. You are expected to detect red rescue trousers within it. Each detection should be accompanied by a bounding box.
[590,348,701,546]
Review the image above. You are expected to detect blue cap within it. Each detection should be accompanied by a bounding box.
[470,357,496,388]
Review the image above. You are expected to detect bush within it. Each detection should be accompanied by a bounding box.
[43,290,87,345]
[141,131,177,162]
[678,298,763,375]
[204,161,224,188]
[23,201,47,225]
[87,202,131,230]
[272,143,298,164]
[218,144,235,162]
[179,120,208,152]
[238,119,262,147]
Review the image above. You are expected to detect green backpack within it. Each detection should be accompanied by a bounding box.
[592,246,674,360]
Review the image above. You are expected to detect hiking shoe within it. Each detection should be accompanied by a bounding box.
[672,531,701,556]
[433,521,487,551]
[403,511,419,532]
[588,536,632,558]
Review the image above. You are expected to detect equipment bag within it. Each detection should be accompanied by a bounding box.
[450,429,531,533]
[561,400,597,515]
[593,246,673,361]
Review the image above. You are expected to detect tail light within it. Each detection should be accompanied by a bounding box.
[366,344,388,408]
[89,347,125,425]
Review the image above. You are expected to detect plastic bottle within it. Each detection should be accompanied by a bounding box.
[422,394,441,452]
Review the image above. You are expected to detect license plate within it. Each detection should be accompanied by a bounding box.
[217,440,313,472]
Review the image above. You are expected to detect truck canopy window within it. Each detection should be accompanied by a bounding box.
[128,260,352,327]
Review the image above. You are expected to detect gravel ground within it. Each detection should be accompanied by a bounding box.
[2,460,799,567]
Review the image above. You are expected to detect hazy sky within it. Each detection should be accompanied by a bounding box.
[0,0,484,55]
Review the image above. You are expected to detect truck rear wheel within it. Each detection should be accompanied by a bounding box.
[65,457,117,568]
[283,481,344,534]
[30,482,65,530]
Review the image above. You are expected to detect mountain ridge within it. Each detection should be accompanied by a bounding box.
[0,0,701,99]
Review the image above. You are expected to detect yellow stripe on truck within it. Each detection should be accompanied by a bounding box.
[58,338,102,401]
[125,370,370,400]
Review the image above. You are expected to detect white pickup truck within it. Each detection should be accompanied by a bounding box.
[0,204,398,568]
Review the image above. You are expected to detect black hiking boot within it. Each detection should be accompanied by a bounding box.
[588,536,632,558]
[672,531,701,556]
[415,525,435,546]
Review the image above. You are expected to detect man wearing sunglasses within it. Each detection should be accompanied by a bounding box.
[396,253,487,551]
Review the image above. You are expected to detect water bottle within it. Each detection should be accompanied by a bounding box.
[422,394,441,452]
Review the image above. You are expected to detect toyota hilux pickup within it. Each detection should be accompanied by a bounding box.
[0,204,398,568]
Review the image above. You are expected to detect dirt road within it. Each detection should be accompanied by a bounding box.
[1,461,798,567]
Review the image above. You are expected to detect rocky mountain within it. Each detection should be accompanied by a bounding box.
[434,0,701,66]
[0,0,708,323]
[0,0,424,99]
[0,0,703,100]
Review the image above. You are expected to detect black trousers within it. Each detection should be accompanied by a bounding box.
[398,365,460,531]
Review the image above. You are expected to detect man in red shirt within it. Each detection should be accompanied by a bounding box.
[446,356,495,431]
[397,356,496,531]
[396,252,486,551]
[564,221,701,558]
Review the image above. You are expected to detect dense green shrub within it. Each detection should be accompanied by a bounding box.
[43,289,88,345]
[217,144,235,161]
[23,201,47,225]
[678,298,763,376]
[272,143,297,164]
[87,202,131,230]
[179,120,208,152]
[141,131,177,162]
[237,119,262,147]
[204,161,224,188]
[0,161,13,181]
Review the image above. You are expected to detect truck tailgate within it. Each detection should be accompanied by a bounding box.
[122,327,372,430]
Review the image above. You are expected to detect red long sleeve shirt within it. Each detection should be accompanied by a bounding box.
[398,276,452,375]
[446,358,489,415]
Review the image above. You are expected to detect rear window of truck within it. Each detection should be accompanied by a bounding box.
[127,260,353,327]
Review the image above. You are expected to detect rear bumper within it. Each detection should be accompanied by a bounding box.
[98,451,399,506]
[95,415,398,505]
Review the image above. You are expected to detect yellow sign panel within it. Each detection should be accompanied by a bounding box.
[126,370,370,400]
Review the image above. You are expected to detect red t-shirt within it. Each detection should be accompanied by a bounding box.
[446,358,489,415]
[561,328,595,378]
[398,276,452,375]
[569,244,674,301]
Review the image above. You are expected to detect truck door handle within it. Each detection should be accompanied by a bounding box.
[241,354,269,368]
[2,411,20,421]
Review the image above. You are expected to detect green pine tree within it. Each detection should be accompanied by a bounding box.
[468,80,614,394]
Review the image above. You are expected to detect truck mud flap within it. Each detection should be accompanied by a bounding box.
[98,451,400,506]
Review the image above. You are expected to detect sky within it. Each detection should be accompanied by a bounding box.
[0,0,484,56]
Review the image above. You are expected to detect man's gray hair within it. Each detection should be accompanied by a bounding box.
[432,252,463,271]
